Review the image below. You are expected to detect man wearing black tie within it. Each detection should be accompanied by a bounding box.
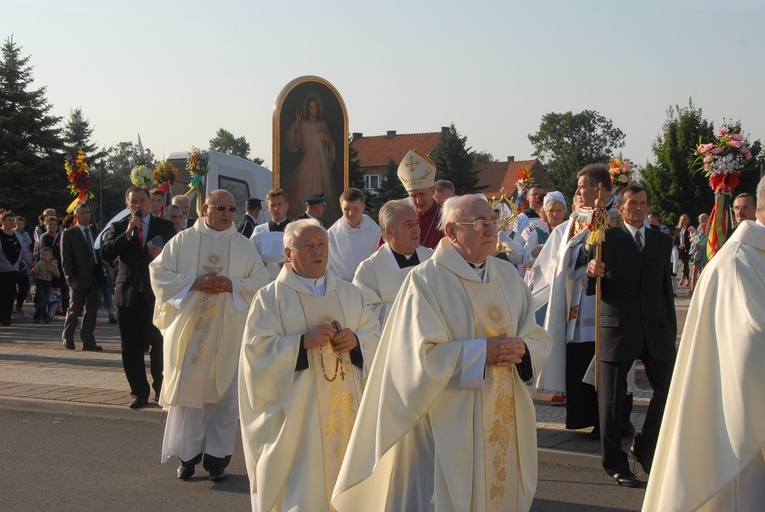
[101,186,176,409]
[250,188,291,281]
[60,203,104,351]
[585,185,676,488]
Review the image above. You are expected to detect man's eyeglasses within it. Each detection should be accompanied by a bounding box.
[453,217,500,231]
[732,205,751,211]
[207,205,237,213]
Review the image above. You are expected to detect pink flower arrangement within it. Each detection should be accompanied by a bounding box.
[694,125,752,193]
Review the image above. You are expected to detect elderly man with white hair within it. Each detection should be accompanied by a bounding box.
[239,219,379,512]
[353,199,433,330]
[332,194,552,512]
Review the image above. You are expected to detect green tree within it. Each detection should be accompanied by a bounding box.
[97,142,156,222]
[209,127,264,164]
[470,150,496,163]
[432,123,485,194]
[643,101,762,224]
[375,158,407,205]
[528,110,625,200]
[0,36,67,220]
[62,108,102,157]
[348,143,364,189]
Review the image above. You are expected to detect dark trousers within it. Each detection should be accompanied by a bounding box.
[117,294,162,400]
[565,342,599,429]
[0,271,19,324]
[16,267,30,309]
[598,348,674,473]
[679,251,690,281]
[62,270,101,344]
[34,279,52,320]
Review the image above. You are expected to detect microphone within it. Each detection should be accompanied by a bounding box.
[132,209,143,236]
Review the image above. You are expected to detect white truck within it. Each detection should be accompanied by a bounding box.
[96,150,272,246]
[166,150,272,224]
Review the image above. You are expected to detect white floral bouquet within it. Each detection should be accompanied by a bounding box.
[130,164,154,188]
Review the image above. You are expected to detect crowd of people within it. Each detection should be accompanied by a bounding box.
[1,152,763,511]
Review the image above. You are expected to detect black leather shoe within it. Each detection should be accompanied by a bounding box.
[630,445,651,475]
[153,391,159,402]
[608,470,641,487]
[129,396,149,409]
[589,427,600,440]
[63,339,75,350]
[622,422,636,438]
[177,464,195,480]
[82,343,103,352]
[208,465,227,482]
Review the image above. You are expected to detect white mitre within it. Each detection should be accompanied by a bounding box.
[397,148,436,191]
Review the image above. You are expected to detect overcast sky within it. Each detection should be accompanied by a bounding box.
[4,0,764,169]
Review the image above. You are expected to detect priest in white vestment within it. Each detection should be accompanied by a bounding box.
[327,187,380,281]
[332,195,552,512]
[353,199,433,330]
[642,184,765,512]
[239,219,380,512]
[149,190,270,482]
[251,188,291,281]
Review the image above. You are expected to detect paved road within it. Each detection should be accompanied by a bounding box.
[2,409,647,511]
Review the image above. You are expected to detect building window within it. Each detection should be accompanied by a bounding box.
[364,174,382,190]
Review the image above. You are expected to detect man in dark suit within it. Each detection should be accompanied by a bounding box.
[60,203,104,351]
[236,197,261,238]
[101,186,177,409]
[171,195,194,230]
[585,185,676,487]
[295,192,325,227]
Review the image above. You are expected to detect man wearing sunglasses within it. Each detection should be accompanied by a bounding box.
[333,194,551,511]
[150,189,269,483]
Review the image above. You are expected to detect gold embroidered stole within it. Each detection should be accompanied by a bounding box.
[298,292,360,509]
[175,234,231,407]
[460,276,520,512]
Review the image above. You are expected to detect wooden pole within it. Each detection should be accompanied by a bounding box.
[594,243,602,391]
[592,183,607,391]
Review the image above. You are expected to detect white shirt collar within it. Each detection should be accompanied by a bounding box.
[292,270,326,296]
[623,222,645,244]
[199,219,225,239]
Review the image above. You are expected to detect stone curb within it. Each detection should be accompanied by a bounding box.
[0,396,167,424]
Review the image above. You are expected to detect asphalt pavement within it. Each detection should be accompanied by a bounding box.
[2,409,648,512]
[0,284,691,475]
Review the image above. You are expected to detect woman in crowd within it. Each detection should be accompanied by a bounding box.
[674,214,694,287]
[522,191,567,271]
[688,213,708,296]
[0,212,34,326]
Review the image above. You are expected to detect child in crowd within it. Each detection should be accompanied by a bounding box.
[47,288,61,321]
[30,247,59,324]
